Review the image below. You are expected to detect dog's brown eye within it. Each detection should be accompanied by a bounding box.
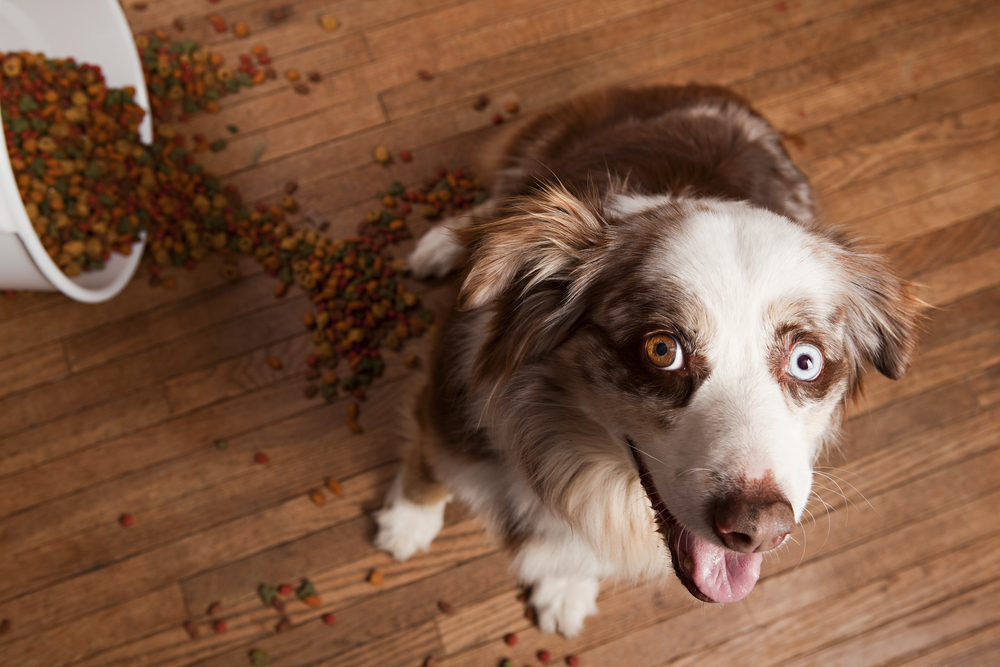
[645,334,684,370]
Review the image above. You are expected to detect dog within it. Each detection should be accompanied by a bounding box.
[373,85,920,636]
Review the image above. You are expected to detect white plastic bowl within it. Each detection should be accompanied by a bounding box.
[0,0,151,303]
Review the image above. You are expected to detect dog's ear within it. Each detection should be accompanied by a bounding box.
[455,184,607,387]
[836,235,922,381]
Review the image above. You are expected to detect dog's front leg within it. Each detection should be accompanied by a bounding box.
[515,530,604,638]
[407,200,496,279]
[373,440,450,561]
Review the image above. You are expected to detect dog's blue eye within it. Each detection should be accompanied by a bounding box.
[788,343,823,381]
[645,334,684,370]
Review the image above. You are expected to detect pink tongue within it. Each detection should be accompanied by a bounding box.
[683,532,762,603]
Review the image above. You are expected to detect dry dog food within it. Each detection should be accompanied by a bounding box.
[119,513,134,527]
[249,648,270,666]
[367,568,384,585]
[322,612,336,625]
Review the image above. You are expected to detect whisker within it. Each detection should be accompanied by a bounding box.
[815,469,882,518]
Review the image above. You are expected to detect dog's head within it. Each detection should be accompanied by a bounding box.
[457,185,920,602]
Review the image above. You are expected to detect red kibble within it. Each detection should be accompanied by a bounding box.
[492,113,503,125]
[504,633,518,646]
[278,584,293,596]
[213,619,227,634]
[322,613,336,625]
[538,650,552,663]
[566,656,579,666]
[306,355,318,368]
[399,149,413,162]
[119,513,133,527]
[436,166,447,177]
[255,452,269,464]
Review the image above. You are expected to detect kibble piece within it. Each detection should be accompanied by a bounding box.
[215,439,229,450]
[255,452,269,464]
[233,22,249,38]
[285,68,300,82]
[309,489,326,505]
[373,145,391,164]
[346,400,363,433]
[437,600,455,614]
[506,100,520,113]
[367,568,385,585]
[119,513,134,527]
[301,594,323,607]
[207,601,222,616]
[473,93,489,110]
[213,619,227,634]
[399,149,413,162]
[258,583,279,606]
[566,656,580,666]
[275,617,292,633]
[322,613,336,625]
[294,83,310,95]
[320,15,340,31]
[504,632,518,646]
[279,583,293,596]
[249,648,270,666]
[417,69,433,80]
[538,649,552,663]
[266,356,283,369]
[326,477,343,495]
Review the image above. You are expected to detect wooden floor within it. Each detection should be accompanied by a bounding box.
[2,0,999,665]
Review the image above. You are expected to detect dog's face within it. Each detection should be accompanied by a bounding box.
[457,187,919,603]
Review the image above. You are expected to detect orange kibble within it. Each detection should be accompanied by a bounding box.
[251,44,268,57]
[309,489,326,505]
[266,356,283,369]
[233,22,249,38]
[285,69,300,82]
[326,478,343,495]
[367,569,384,585]
[301,594,323,607]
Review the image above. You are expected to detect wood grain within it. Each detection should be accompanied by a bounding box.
[0,1,997,666]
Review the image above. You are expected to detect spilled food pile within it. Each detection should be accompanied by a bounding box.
[0,30,489,396]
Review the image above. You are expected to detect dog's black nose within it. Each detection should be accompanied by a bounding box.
[713,479,794,553]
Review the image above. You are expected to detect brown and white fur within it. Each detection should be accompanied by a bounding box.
[373,85,920,636]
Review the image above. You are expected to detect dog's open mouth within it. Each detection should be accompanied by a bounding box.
[627,438,762,603]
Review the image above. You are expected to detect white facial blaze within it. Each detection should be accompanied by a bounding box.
[637,200,848,536]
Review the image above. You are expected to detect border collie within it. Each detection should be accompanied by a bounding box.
[373,85,919,636]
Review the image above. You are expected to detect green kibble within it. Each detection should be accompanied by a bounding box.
[227,124,239,134]
[296,579,317,599]
[258,583,278,606]
[249,648,271,666]
[215,439,229,450]
[209,139,227,153]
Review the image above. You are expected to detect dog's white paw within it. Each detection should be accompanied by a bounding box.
[408,223,464,279]
[373,494,448,561]
[530,576,600,638]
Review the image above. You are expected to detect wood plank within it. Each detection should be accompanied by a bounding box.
[805,99,1000,195]
[912,245,1000,308]
[794,66,1000,163]
[0,254,261,361]
[756,4,1000,132]
[190,552,512,667]
[861,171,1000,247]
[0,342,68,400]
[668,531,1000,667]
[0,386,170,481]
[887,207,1000,279]
[0,585,186,667]
[65,269,288,373]
[0,293,309,438]
[897,621,1000,667]
[783,577,1000,667]
[822,136,1000,227]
